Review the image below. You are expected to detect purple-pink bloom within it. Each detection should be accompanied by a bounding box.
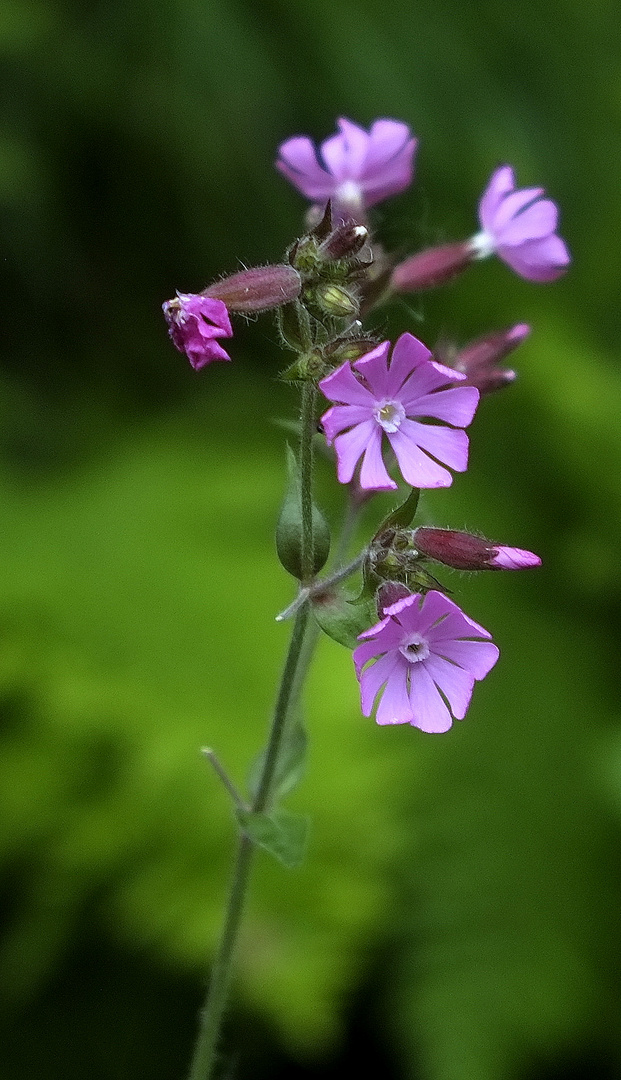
[162,292,233,370]
[354,590,499,732]
[471,165,570,282]
[318,333,480,491]
[276,117,417,219]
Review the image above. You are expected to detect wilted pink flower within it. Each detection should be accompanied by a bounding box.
[318,333,479,491]
[354,590,499,732]
[276,117,417,220]
[412,528,541,570]
[162,293,233,370]
[471,166,570,282]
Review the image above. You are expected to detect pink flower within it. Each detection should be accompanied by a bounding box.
[162,293,233,370]
[318,333,479,491]
[471,166,570,282]
[276,117,417,219]
[354,591,499,732]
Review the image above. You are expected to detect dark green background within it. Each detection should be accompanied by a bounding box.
[1,1,620,1078]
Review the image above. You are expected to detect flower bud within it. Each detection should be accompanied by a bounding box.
[376,581,412,616]
[390,242,474,292]
[412,528,541,571]
[318,223,369,261]
[312,283,359,318]
[447,324,530,395]
[203,265,302,313]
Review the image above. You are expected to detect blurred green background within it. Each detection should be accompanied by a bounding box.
[1,1,621,1078]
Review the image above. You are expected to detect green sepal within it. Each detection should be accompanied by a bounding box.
[276,445,330,579]
[311,585,378,650]
[276,300,313,353]
[246,719,308,803]
[237,808,310,869]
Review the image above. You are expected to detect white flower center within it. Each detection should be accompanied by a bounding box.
[469,230,496,260]
[399,633,430,664]
[373,399,405,433]
[335,179,364,211]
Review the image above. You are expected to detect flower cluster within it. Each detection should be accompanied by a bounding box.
[162,116,559,732]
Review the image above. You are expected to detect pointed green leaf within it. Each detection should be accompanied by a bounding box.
[374,486,420,535]
[237,808,310,868]
[275,445,330,578]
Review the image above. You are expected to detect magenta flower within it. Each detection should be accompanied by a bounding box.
[471,165,570,282]
[162,293,233,370]
[318,333,480,491]
[276,117,417,219]
[354,591,499,732]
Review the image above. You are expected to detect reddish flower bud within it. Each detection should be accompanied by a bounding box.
[412,528,541,571]
[376,581,413,616]
[202,265,301,313]
[390,242,474,292]
[448,324,530,395]
[318,223,369,261]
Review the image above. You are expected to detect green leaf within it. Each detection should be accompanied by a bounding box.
[275,444,331,579]
[237,808,310,869]
[311,585,378,649]
[247,719,308,802]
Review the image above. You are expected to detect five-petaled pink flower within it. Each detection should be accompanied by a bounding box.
[354,590,499,732]
[318,333,480,491]
[162,293,233,370]
[471,165,570,282]
[276,117,417,220]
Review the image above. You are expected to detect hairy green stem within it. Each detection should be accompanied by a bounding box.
[188,384,320,1080]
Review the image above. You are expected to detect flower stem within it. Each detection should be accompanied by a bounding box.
[299,382,317,584]
[188,383,319,1080]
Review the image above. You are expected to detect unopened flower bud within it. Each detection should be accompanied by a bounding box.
[324,333,379,365]
[390,242,474,292]
[312,283,359,318]
[448,324,530,395]
[203,265,301,313]
[376,581,412,616]
[412,528,541,571]
[318,224,369,261]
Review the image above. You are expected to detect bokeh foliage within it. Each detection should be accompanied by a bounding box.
[1,1,621,1078]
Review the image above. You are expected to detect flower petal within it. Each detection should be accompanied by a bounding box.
[359,427,396,490]
[358,650,401,715]
[408,663,453,732]
[492,186,544,232]
[321,403,372,443]
[276,137,335,199]
[334,419,377,484]
[387,428,453,488]
[478,165,515,231]
[320,117,370,179]
[400,420,470,472]
[375,660,413,724]
[496,198,558,246]
[406,385,479,426]
[382,332,433,392]
[498,234,571,282]
[319,360,376,407]
[352,341,394,398]
[424,654,475,719]
[433,638,500,680]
